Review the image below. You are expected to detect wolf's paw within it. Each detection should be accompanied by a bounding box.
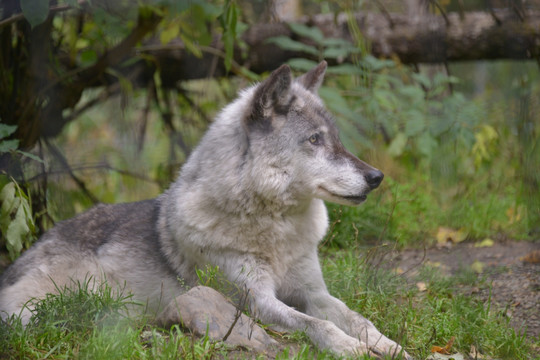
[317,322,369,356]
[368,341,412,360]
[335,340,406,359]
[331,337,369,356]
[354,321,412,359]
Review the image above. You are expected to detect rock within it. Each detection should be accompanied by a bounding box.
[157,286,277,352]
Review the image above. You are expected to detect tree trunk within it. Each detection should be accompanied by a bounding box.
[245,9,540,66]
[145,9,540,85]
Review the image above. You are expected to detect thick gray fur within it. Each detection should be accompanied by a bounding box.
[0,62,409,358]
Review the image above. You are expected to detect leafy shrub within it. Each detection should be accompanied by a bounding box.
[0,180,36,260]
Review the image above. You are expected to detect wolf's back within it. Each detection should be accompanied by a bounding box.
[0,199,177,323]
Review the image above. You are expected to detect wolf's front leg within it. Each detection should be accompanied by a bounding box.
[283,253,411,359]
[233,262,370,356]
[306,293,410,359]
[248,285,372,356]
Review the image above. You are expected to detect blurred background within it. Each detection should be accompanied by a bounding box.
[1,0,539,260]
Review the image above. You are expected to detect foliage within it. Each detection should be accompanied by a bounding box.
[0,179,36,260]
[317,59,537,246]
[2,0,537,242]
[19,0,49,28]
[1,0,239,155]
[0,125,42,164]
[267,22,361,70]
[266,22,538,244]
[0,124,41,262]
[218,0,240,72]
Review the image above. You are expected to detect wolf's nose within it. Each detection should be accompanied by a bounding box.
[366,169,384,189]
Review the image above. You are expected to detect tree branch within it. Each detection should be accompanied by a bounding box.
[77,10,162,86]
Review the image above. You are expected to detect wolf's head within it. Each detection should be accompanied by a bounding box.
[244,62,383,206]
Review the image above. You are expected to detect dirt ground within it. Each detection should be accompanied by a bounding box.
[386,239,540,341]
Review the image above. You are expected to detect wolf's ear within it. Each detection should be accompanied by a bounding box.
[248,64,292,128]
[296,61,327,93]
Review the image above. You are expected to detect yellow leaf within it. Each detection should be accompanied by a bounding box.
[431,336,455,354]
[159,23,180,45]
[444,336,455,352]
[470,260,485,274]
[431,345,449,354]
[416,281,427,292]
[506,205,523,224]
[436,227,467,245]
[474,238,494,248]
[471,124,498,167]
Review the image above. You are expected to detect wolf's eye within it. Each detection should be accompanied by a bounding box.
[309,134,320,145]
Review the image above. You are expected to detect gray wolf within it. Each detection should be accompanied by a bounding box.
[0,62,409,358]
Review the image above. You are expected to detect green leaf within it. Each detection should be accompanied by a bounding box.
[219,0,238,72]
[374,89,398,111]
[265,36,319,56]
[80,50,97,66]
[193,0,222,17]
[0,182,26,260]
[398,85,425,102]
[18,151,44,163]
[318,89,371,150]
[430,117,453,136]
[0,139,19,153]
[416,132,438,157]
[287,58,318,72]
[288,23,325,44]
[323,46,358,60]
[0,124,17,139]
[404,115,425,136]
[321,38,354,48]
[6,205,30,260]
[159,23,180,45]
[388,132,408,157]
[319,87,357,121]
[325,64,364,75]
[361,55,395,71]
[178,27,203,58]
[21,0,50,28]
[0,182,17,220]
[412,72,432,89]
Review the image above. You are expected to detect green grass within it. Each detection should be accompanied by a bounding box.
[325,170,531,249]
[1,251,535,360]
[321,247,535,360]
[0,280,241,359]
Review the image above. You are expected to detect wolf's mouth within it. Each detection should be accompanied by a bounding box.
[318,186,368,204]
[342,194,368,203]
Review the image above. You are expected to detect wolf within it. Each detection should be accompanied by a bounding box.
[0,62,409,358]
